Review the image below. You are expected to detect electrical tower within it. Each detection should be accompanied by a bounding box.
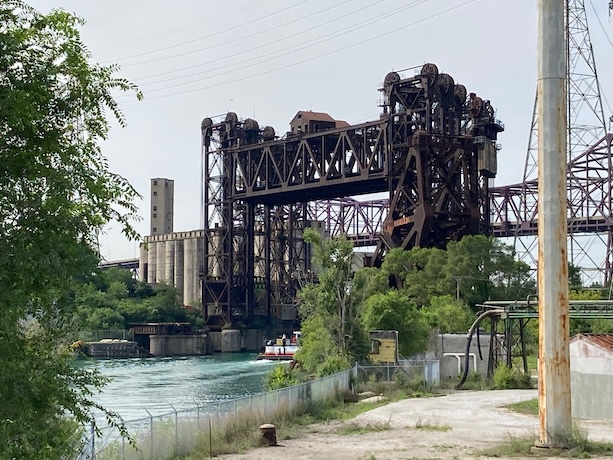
[496,0,611,285]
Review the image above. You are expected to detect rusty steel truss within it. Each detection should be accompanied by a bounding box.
[490,0,612,285]
[201,63,503,325]
[310,1,613,286]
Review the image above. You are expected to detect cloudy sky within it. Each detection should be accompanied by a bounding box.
[29,0,613,261]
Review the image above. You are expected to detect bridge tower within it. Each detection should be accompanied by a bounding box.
[515,0,611,284]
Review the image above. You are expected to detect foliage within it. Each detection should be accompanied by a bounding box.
[479,431,613,458]
[424,295,474,333]
[297,233,541,370]
[73,267,202,330]
[294,312,339,374]
[296,228,370,374]
[0,1,141,457]
[491,365,532,390]
[362,291,430,357]
[382,236,535,309]
[415,417,452,432]
[505,398,538,416]
[491,364,515,389]
[263,364,301,390]
[316,354,351,376]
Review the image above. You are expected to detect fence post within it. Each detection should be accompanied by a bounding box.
[170,404,178,455]
[145,409,153,460]
[208,418,212,459]
[264,391,267,419]
[90,422,95,460]
[197,405,201,431]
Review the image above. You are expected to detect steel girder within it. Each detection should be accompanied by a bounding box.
[489,133,613,282]
[201,63,502,324]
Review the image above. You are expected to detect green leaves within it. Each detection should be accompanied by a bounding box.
[362,290,429,357]
[0,1,142,457]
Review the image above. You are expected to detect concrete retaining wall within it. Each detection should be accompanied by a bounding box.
[221,329,241,353]
[433,333,491,381]
[208,331,221,352]
[242,329,264,352]
[149,335,207,357]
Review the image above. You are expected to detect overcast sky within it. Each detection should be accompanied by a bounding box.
[29,0,613,261]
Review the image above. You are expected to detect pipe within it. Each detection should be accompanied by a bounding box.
[456,309,504,389]
[444,352,477,375]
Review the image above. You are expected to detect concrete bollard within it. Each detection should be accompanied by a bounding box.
[259,423,277,446]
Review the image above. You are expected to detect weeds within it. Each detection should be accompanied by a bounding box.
[505,398,538,416]
[336,421,391,436]
[479,426,613,458]
[492,365,532,389]
[415,416,452,432]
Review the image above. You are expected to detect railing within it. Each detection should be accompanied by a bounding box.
[77,368,354,459]
[79,330,135,342]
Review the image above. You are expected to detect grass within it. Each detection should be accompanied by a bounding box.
[479,427,613,458]
[415,417,452,432]
[176,394,396,459]
[505,398,538,416]
[336,421,391,436]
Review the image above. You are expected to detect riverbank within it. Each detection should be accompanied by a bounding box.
[213,390,613,460]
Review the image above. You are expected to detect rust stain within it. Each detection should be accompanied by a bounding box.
[572,333,613,352]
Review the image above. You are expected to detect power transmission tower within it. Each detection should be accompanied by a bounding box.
[516,0,610,285]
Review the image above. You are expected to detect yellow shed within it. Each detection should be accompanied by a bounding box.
[369,330,399,364]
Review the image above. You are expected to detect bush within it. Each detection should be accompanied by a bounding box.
[492,365,533,390]
[263,365,300,390]
[492,364,514,389]
[316,355,350,376]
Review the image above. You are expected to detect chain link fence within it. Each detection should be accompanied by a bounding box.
[355,359,440,386]
[76,368,354,459]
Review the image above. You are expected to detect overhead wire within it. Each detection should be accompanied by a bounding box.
[97,0,271,56]
[110,0,311,65]
[589,0,613,48]
[118,0,430,96]
[587,0,613,119]
[117,0,476,104]
[131,0,419,89]
[131,0,375,83]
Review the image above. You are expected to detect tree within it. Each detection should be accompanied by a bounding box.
[0,2,141,457]
[424,295,474,333]
[294,228,371,374]
[362,290,430,357]
[73,269,194,331]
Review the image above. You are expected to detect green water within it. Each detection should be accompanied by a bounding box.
[80,353,277,423]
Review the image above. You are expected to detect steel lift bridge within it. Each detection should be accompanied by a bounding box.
[201,63,503,327]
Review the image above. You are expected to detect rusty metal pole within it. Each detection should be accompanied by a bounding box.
[536,0,572,448]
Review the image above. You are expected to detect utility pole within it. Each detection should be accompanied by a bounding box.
[536,0,572,448]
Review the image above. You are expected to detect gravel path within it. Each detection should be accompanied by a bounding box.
[221,390,613,460]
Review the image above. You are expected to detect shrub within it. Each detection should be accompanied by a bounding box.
[263,365,300,390]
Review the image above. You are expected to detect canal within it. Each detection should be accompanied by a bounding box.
[80,353,278,424]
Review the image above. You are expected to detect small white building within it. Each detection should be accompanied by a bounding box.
[570,333,613,421]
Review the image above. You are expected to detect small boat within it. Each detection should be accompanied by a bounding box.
[257,331,301,361]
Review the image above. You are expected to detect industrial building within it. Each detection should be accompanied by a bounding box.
[139,178,204,307]
[150,178,174,236]
[570,333,613,421]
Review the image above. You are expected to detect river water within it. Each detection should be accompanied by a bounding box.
[79,353,278,423]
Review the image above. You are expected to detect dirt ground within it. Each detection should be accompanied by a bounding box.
[221,390,613,460]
